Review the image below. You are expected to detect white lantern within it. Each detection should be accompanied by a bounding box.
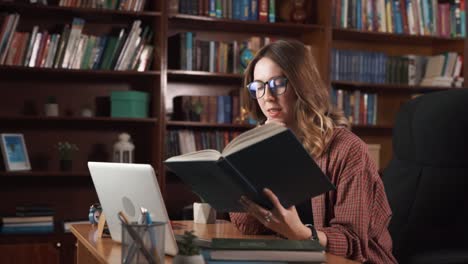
[113,133,134,163]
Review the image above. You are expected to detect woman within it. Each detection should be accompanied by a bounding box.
[229,39,396,264]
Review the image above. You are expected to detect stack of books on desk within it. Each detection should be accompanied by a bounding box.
[0,205,55,234]
[205,238,325,263]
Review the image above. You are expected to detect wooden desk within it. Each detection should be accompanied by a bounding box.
[71,221,359,264]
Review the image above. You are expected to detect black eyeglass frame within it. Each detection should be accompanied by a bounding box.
[246,77,288,99]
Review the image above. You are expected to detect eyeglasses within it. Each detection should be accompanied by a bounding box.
[246,77,288,99]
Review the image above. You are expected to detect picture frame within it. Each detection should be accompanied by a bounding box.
[0,133,31,171]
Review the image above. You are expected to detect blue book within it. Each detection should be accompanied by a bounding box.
[250,0,258,20]
[232,0,241,20]
[216,0,222,18]
[241,0,250,20]
[223,95,232,124]
[393,0,403,34]
[186,32,193,71]
[268,0,275,22]
[216,96,224,124]
[0,225,54,234]
[209,0,217,17]
[356,0,362,30]
[367,93,374,125]
[92,36,108,70]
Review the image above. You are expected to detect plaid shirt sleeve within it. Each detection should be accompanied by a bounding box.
[314,129,396,263]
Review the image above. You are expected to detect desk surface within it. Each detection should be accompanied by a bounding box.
[71,220,359,264]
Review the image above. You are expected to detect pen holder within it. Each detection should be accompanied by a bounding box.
[121,222,165,264]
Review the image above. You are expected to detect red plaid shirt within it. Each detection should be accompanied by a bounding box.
[229,128,397,264]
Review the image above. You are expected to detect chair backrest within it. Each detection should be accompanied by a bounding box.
[383,89,468,262]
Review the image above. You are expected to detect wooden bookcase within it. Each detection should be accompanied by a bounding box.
[0,0,164,263]
[161,0,468,216]
[0,0,466,263]
[331,26,467,168]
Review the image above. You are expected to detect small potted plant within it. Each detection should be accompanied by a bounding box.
[57,141,78,171]
[173,230,205,264]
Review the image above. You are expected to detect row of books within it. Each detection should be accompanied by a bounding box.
[176,0,276,22]
[0,205,54,234]
[333,0,466,37]
[0,14,154,71]
[331,89,378,126]
[331,49,463,86]
[0,205,88,234]
[172,95,240,124]
[168,32,273,73]
[166,129,241,157]
[58,0,147,11]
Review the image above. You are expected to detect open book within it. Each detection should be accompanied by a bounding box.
[164,123,335,212]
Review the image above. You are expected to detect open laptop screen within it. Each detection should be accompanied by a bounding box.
[88,162,178,256]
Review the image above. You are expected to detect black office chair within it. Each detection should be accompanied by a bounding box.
[383,89,468,264]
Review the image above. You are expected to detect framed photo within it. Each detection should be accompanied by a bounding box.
[0,133,31,171]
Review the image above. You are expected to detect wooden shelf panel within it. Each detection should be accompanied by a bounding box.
[332,81,456,93]
[0,65,160,82]
[351,125,394,136]
[0,116,157,123]
[0,2,161,21]
[352,124,393,130]
[167,70,242,83]
[169,14,324,36]
[167,121,254,129]
[0,171,90,177]
[0,233,64,242]
[333,28,465,45]
[0,116,157,129]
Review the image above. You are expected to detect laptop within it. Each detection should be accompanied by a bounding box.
[87,162,179,256]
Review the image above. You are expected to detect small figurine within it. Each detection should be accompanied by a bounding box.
[290,0,307,24]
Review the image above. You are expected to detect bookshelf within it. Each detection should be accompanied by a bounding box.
[330,0,468,172]
[162,0,467,218]
[0,0,466,263]
[0,0,164,262]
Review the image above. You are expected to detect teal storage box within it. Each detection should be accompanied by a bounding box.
[111,91,149,118]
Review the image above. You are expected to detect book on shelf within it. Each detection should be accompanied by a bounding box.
[0,225,54,234]
[0,15,154,71]
[1,215,54,224]
[333,0,466,37]
[208,238,324,262]
[176,0,276,22]
[15,204,55,216]
[164,122,335,212]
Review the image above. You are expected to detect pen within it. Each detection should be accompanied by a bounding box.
[118,211,159,264]
[122,209,146,264]
[145,210,158,250]
[143,208,162,264]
